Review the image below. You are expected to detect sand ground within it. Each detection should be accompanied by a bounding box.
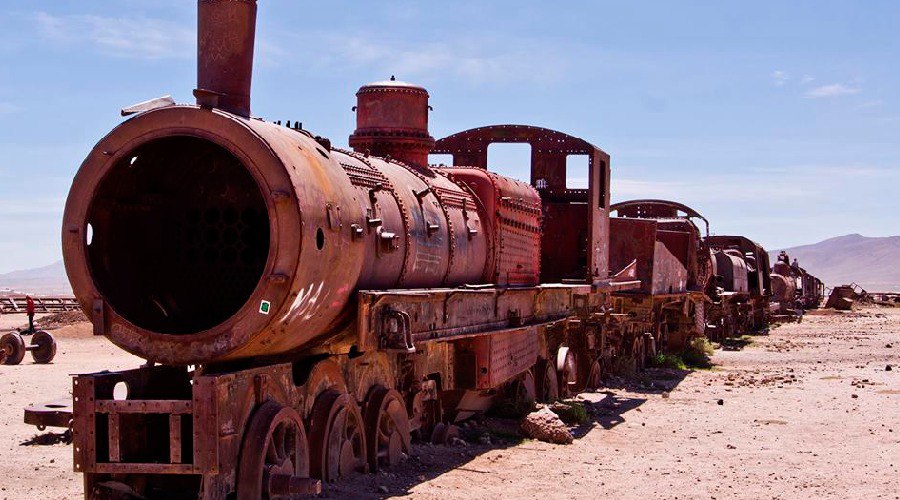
[1,308,898,499]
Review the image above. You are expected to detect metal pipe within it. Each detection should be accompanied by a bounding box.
[196,0,257,117]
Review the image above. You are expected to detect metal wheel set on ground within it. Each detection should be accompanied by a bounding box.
[0,330,57,365]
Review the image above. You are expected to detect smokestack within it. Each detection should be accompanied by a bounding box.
[195,0,257,117]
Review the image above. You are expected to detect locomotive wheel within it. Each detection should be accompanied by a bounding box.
[237,400,318,500]
[514,369,537,405]
[308,390,367,482]
[363,386,410,471]
[585,358,603,391]
[430,421,465,446]
[556,347,577,399]
[30,331,57,364]
[537,360,559,403]
[0,332,26,365]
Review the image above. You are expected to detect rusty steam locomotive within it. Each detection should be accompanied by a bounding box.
[60,1,821,498]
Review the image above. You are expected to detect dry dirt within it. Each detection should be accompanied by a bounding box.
[1,308,899,499]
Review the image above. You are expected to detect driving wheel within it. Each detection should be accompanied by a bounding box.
[237,400,318,500]
[308,390,367,482]
[364,386,410,471]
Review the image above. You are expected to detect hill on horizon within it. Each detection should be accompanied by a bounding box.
[0,260,72,296]
[771,233,900,293]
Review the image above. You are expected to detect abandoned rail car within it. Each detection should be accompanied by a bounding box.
[769,251,825,321]
[607,200,713,361]
[704,236,772,338]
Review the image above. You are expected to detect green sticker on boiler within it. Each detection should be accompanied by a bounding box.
[259,300,271,315]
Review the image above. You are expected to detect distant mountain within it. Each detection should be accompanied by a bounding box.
[771,234,900,292]
[0,260,72,296]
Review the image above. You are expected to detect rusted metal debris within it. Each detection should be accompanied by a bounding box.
[0,296,79,315]
[46,1,829,497]
[825,283,868,310]
[24,398,73,440]
[0,330,57,365]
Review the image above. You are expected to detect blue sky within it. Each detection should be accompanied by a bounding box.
[1,0,898,273]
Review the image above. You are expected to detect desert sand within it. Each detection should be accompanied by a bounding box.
[1,308,898,499]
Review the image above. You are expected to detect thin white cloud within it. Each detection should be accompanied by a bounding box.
[269,32,571,86]
[770,70,789,87]
[35,11,193,60]
[800,75,815,85]
[804,83,861,99]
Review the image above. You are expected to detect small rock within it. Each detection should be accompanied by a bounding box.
[662,392,670,399]
[717,399,724,405]
[886,365,893,372]
[851,394,858,399]
[449,437,468,447]
[377,485,389,494]
[520,407,573,444]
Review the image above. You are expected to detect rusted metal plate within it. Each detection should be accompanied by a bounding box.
[609,217,657,294]
[72,376,94,473]
[358,284,589,351]
[108,413,121,462]
[472,328,538,389]
[92,463,195,474]
[95,400,193,414]
[24,398,72,429]
[169,414,182,463]
[442,168,542,286]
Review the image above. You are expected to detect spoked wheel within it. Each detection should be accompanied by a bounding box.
[30,331,57,364]
[585,357,604,391]
[537,359,559,403]
[364,386,410,472]
[309,390,367,482]
[0,332,26,365]
[556,347,577,399]
[237,400,319,500]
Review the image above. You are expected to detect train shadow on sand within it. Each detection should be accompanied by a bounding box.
[329,367,693,498]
